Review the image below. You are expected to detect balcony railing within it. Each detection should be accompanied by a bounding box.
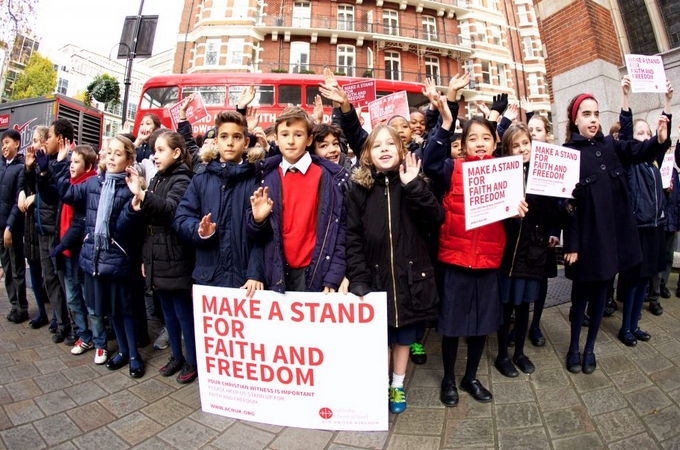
[263,62,446,85]
[257,15,472,48]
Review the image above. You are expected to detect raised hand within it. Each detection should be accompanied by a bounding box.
[250,187,273,223]
[24,145,36,169]
[520,96,534,113]
[179,93,195,115]
[245,106,260,131]
[319,83,349,106]
[475,100,490,118]
[125,166,143,198]
[504,103,520,122]
[323,67,340,89]
[422,77,439,106]
[621,75,631,96]
[339,277,349,294]
[447,72,471,103]
[313,94,324,124]
[399,151,421,185]
[657,114,669,144]
[198,212,217,238]
[57,138,71,162]
[237,84,257,109]
[436,95,454,130]
[491,93,509,115]
[35,149,50,173]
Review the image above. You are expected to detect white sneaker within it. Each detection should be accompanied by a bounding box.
[71,339,94,355]
[154,327,169,350]
[94,348,108,364]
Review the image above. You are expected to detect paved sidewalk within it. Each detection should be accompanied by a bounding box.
[1,274,680,449]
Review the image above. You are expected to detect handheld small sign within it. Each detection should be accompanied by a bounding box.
[625,54,667,93]
[526,142,580,198]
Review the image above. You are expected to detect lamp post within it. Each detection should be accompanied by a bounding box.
[121,0,145,129]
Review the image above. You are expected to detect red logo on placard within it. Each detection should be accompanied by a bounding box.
[562,187,566,192]
[319,407,333,419]
[505,206,509,212]
[0,114,9,128]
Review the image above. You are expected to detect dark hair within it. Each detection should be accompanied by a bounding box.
[72,145,97,171]
[195,133,204,148]
[141,113,161,131]
[1,129,21,143]
[609,121,621,136]
[501,123,531,157]
[461,116,496,146]
[312,123,342,144]
[157,130,192,170]
[52,118,74,142]
[264,124,276,137]
[147,128,166,155]
[450,133,462,143]
[409,107,424,116]
[564,94,598,144]
[275,106,314,136]
[121,133,136,143]
[215,111,248,135]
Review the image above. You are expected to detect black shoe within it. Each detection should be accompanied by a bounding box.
[508,328,515,348]
[494,357,519,378]
[632,328,651,342]
[582,314,590,327]
[29,315,49,329]
[52,329,67,344]
[617,330,637,347]
[529,328,546,347]
[409,342,427,365]
[63,333,78,347]
[6,310,28,324]
[661,286,671,299]
[129,358,144,378]
[440,379,459,407]
[566,351,582,373]
[513,354,535,374]
[603,297,617,317]
[649,302,664,316]
[159,356,185,377]
[105,353,129,370]
[460,378,493,403]
[582,351,597,374]
[676,288,680,298]
[48,320,58,334]
[177,363,198,384]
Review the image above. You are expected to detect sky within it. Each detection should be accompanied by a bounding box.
[34,0,184,58]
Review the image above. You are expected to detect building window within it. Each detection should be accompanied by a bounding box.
[425,56,440,84]
[211,0,227,18]
[618,0,659,55]
[229,38,244,65]
[528,73,539,96]
[497,63,507,87]
[383,10,399,36]
[517,4,532,24]
[289,42,310,73]
[490,26,501,45]
[337,45,355,76]
[384,51,400,81]
[56,78,68,95]
[367,48,373,69]
[337,4,354,31]
[475,22,486,43]
[422,16,437,41]
[481,60,491,84]
[459,21,471,45]
[232,0,249,18]
[127,102,137,120]
[524,36,535,58]
[205,39,220,66]
[292,1,311,28]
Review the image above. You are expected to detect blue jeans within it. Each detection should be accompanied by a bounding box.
[64,258,90,342]
[158,289,196,366]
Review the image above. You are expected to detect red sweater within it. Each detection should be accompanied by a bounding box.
[280,164,321,268]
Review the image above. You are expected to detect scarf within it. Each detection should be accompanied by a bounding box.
[94,171,127,251]
[59,169,98,258]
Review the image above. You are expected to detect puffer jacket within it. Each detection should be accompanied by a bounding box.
[0,154,25,234]
[140,161,194,291]
[346,166,443,328]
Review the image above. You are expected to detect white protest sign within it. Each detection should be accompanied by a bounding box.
[660,152,675,189]
[526,142,580,198]
[194,286,388,431]
[625,54,667,93]
[368,91,410,127]
[463,155,524,230]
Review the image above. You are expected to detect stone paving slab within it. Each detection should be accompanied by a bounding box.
[1,272,680,449]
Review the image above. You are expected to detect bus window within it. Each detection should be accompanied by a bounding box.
[141,86,179,109]
[279,86,301,105]
[377,90,428,110]
[305,86,333,106]
[182,86,227,106]
[228,85,275,107]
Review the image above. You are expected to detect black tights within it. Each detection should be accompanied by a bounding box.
[497,302,530,360]
[442,335,487,383]
[530,277,548,331]
[569,280,608,353]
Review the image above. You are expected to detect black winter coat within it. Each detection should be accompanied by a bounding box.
[665,140,680,232]
[563,132,667,282]
[0,154,25,234]
[346,168,444,328]
[140,161,195,291]
[25,155,59,235]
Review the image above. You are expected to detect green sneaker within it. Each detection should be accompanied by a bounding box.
[389,386,407,414]
[409,342,427,365]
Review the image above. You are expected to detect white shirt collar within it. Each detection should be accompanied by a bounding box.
[280,151,312,176]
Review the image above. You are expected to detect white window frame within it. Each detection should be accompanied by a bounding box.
[476,22,486,43]
[490,26,501,45]
[292,1,311,28]
[384,50,401,81]
[422,16,437,41]
[425,56,440,85]
[497,63,507,87]
[210,0,227,18]
[337,45,355,76]
[383,10,399,36]
[204,38,221,66]
[517,4,532,24]
[367,47,374,70]
[524,36,535,58]
[228,38,244,65]
[231,0,249,18]
[481,60,491,84]
[528,73,539,96]
[337,4,354,32]
[289,41,310,73]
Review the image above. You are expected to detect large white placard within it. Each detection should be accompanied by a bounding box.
[193,286,388,431]
[526,142,580,198]
[625,54,667,93]
[660,152,675,189]
[463,155,524,230]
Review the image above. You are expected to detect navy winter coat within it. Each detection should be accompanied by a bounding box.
[665,140,680,232]
[54,161,144,279]
[247,154,349,293]
[173,159,265,288]
[0,154,25,234]
[25,155,59,235]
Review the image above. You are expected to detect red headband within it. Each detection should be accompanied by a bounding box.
[571,94,595,122]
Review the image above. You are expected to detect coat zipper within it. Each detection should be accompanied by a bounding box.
[385,177,399,327]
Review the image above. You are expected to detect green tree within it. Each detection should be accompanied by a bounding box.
[10,51,56,100]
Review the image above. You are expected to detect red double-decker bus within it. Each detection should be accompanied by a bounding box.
[134,73,428,136]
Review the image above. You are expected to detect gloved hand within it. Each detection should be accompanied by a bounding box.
[570,182,585,207]
[49,243,65,258]
[35,149,50,173]
[491,93,509,115]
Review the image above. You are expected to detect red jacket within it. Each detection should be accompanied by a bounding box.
[438,156,506,268]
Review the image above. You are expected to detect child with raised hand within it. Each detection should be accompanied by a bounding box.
[51,135,146,375]
[128,131,198,384]
[422,76,527,406]
[562,92,669,375]
[248,106,349,293]
[173,111,265,295]
[346,124,443,414]
[135,113,161,162]
[495,124,562,378]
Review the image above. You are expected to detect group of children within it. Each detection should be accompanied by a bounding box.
[1,69,676,416]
